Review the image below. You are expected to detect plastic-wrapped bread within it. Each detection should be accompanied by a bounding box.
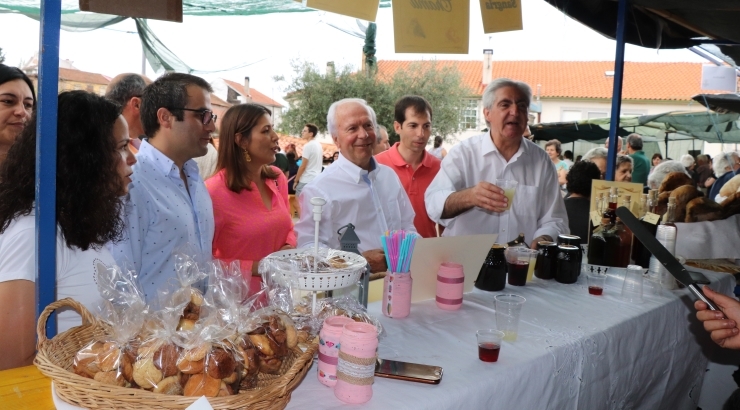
[685,197,724,222]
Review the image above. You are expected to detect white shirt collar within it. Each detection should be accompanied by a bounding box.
[336,154,379,184]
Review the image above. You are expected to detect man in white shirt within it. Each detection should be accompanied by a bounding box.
[294,123,323,198]
[295,98,416,272]
[425,78,568,248]
[107,73,216,301]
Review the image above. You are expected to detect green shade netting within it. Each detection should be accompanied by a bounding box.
[0,0,390,73]
[531,111,740,144]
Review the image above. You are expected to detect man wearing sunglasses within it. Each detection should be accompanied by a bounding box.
[107,73,216,302]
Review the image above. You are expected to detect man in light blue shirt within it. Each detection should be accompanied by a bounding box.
[107,73,216,301]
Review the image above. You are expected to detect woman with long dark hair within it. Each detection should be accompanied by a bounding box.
[0,91,136,370]
[206,104,296,294]
[0,64,36,167]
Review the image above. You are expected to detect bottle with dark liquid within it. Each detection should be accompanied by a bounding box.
[611,195,633,268]
[475,244,507,291]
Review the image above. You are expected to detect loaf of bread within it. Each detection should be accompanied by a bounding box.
[659,172,693,193]
[685,197,723,222]
[669,185,700,223]
[719,175,740,198]
[721,192,740,219]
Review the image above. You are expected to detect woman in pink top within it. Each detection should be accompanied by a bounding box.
[206,104,296,294]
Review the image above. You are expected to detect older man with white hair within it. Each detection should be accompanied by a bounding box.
[581,147,608,179]
[294,98,415,273]
[425,78,568,248]
[647,160,691,190]
[708,152,735,202]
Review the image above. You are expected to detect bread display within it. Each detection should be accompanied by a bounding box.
[719,174,740,198]
[669,185,700,222]
[721,192,740,219]
[659,172,693,193]
[685,197,723,222]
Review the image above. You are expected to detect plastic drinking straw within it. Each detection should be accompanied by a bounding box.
[381,236,391,270]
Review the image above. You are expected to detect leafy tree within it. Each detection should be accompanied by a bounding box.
[278,60,471,142]
[0,47,5,64]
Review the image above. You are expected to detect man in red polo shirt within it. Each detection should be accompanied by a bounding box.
[375,95,441,238]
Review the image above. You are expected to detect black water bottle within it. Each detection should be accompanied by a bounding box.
[475,244,507,291]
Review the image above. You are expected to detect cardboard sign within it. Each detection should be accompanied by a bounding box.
[392,0,469,54]
[409,234,497,303]
[701,65,737,92]
[479,0,523,34]
[306,0,380,21]
[589,180,643,216]
[79,0,183,22]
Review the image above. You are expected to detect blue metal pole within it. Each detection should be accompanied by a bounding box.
[606,0,628,181]
[36,0,61,339]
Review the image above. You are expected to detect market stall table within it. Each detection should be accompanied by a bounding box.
[286,268,735,410]
[6,267,734,409]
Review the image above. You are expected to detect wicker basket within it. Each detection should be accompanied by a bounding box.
[34,298,317,410]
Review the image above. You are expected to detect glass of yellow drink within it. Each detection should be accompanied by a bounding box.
[495,179,518,211]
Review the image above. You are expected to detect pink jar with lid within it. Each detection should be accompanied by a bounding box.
[382,272,412,318]
[318,315,355,387]
[334,322,379,404]
[436,262,464,310]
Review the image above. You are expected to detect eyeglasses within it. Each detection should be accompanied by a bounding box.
[168,107,217,125]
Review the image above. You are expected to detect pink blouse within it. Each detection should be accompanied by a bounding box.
[206,167,297,291]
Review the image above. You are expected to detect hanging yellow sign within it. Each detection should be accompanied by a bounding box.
[306,0,380,21]
[479,0,523,34]
[392,0,469,54]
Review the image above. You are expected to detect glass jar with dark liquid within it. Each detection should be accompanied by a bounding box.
[475,244,507,291]
[535,241,558,280]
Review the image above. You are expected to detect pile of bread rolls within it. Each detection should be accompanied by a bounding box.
[72,289,302,397]
[657,172,740,222]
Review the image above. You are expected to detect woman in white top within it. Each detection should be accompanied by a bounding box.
[0,91,136,370]
[545,139,570,187]
[428,135,447,160]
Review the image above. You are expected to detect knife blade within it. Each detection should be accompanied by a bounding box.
[616,206,722,313]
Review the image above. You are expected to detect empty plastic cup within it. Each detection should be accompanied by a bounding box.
[620,265,644,304]
[494,294,526,341]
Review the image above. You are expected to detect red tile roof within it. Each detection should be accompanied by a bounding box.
[222,79,284,107]
[376,60,727,101]
[58,67,111,85]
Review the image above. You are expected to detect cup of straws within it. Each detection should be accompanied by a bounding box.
[381,230,420,318]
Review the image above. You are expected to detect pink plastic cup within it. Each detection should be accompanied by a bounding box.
[436,262,464,310]
[317,316,355,387]
[334,322,379,404]
[382,272,412,318]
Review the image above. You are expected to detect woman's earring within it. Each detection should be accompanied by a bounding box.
[243,148,251,163]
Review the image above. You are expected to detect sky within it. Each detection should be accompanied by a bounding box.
[0,0,707,107]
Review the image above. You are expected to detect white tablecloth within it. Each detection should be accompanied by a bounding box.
[286,269,735,410]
